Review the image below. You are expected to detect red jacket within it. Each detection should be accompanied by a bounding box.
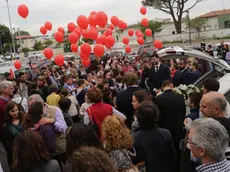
[0,98,9,136]
[87,102,112,135]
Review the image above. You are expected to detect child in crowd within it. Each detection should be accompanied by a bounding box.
[80,95,92,117]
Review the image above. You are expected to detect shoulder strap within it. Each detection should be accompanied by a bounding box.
[19,97,23,105]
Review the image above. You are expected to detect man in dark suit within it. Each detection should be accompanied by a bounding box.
[173,59,193,87]
[116,71,141,128]
[154,80,186,171]
[148,54,171,91]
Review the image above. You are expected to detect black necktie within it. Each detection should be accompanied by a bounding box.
[155,66,159,72]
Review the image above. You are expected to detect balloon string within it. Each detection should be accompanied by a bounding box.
[24,18,27,24]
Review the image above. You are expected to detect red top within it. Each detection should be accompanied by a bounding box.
[0,98,9,135]
[87,102,113,136]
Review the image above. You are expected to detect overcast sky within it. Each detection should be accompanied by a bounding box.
[0,0,229,36]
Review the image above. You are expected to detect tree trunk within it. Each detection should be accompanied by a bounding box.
[174,21,182,34]
[152,32,155,42]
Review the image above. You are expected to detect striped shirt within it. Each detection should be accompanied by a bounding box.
[196,159,230,172]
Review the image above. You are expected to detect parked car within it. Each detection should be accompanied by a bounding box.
[0,61,33,81]
[157,46,230,103]
[4,53,20,60]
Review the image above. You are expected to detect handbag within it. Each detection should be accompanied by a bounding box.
[87,107,100,136]
[121,149,139,172]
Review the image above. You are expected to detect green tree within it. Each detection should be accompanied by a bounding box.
[22,47,30,53]
[13,30,30,37]
[138,20,163,40]
[82,38,94,44]
[0,24,12,52]
[33,41,44,50]
[187,17,207,39]
[44,39,53,47]
[142,0,202,33]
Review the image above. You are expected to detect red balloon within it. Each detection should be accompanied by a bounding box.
[82,59,90,67]
[14,60,21,70]
[141,18,149,27]
[95,11,108,28]
[40,26,47,35]
[44,21,52,31]
[103,29,113,37]
[71,44,78,53]
[110,16,119,26]
[54,31,64,43]
[73,28,81,37]
[43,48,53,60]
[108,24,115,30]
[135,30,141,36]
[137,37,144,45]
[145,28,152,37]
[125,45,131,54]
[77,15,89,30]
[80,52,90,61]
[88,15,96,27]
[154,40,163,49]
[68,32,79,44]
[17,4,29,19]
[82,30,89,39]
[68,22,77,32]
[118,20,126,29]
[128,29,134,37]
[55,54,64,67]
[122,37,129,45]
[94,44,105,58]
[90,11,97,15]
[58,27,65,34]
[106,35,115,47]
[137,32,144,38]
[140,7,147,15]
[88,28,98,40]
[96,35,106,45]
[81,43,92,55]
[123,23,127,30]
[105,43,112,50]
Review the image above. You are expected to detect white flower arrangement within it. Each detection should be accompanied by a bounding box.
[156,84,200,98]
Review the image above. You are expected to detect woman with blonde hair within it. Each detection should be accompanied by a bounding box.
[102,115,135,171]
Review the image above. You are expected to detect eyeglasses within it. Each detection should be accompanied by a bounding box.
[185,137,198,147]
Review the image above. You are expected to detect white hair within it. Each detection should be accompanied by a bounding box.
[0,80,13,94]
[191,118,229,161]
[28,94,44,105]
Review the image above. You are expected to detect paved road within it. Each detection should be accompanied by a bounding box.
[0,144,10,172]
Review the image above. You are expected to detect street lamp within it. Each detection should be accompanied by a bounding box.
[5,0,16,54]
[186,11,192,45]
[0,33,5,55]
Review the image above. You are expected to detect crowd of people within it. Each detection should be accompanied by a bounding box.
[0,51,230,172]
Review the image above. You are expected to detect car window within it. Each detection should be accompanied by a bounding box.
[195,70,224,89]
[225,90,230,104]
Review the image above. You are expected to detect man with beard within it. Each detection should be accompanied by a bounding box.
[17,72,31,99]
[173,59,193,87]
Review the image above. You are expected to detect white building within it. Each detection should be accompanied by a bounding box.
[16,36,36,51]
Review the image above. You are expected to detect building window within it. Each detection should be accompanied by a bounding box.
[22,40,24,44]
[224,21,230,28]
